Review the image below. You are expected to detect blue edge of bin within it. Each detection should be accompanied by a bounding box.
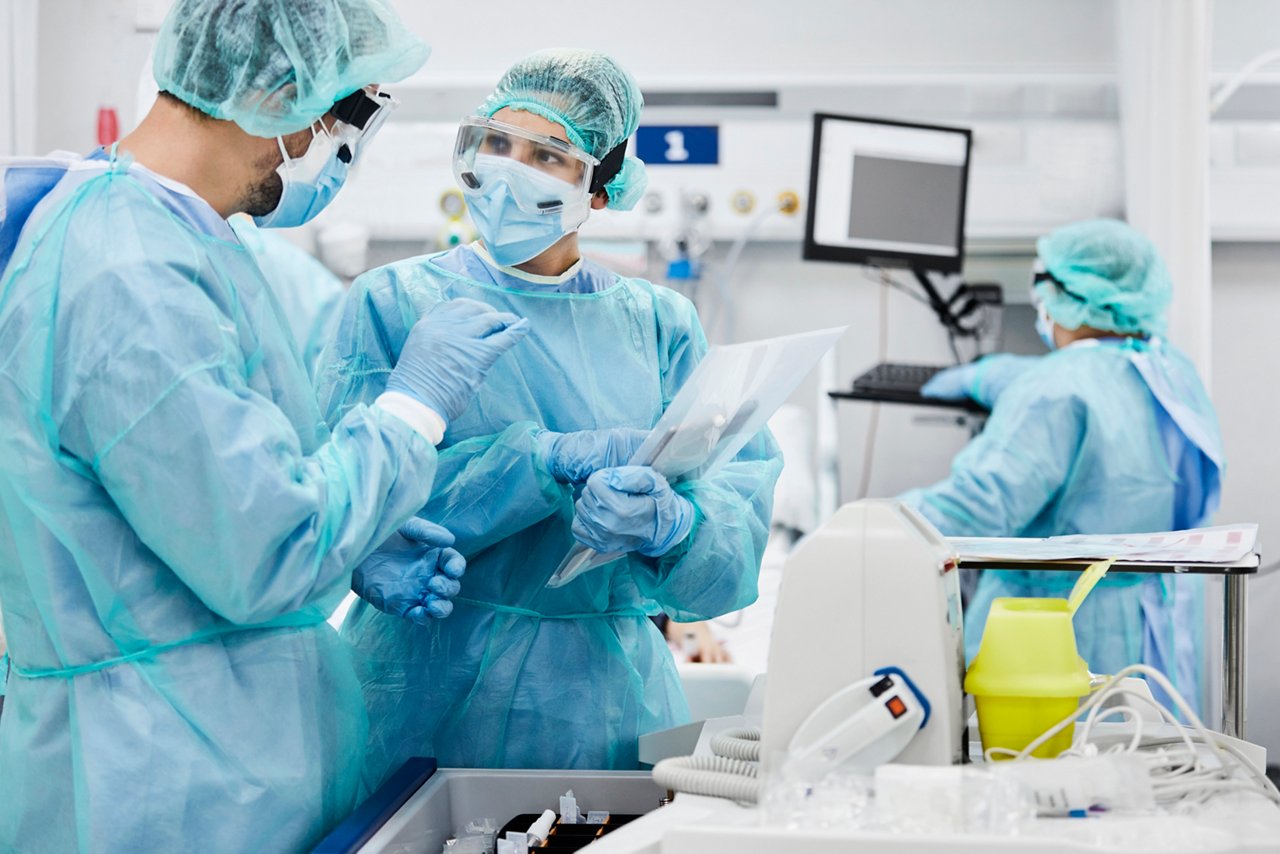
[312,757,438,854]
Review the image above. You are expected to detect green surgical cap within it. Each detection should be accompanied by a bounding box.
[481,48,648,211]
[153,0,429,138]
[1035,218,1172,336]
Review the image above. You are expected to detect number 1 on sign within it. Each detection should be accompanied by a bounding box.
[664,130,689,162]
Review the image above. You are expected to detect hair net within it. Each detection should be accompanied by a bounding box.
[480,49,648,211]
[153,0,429,138]
[1034,218,1172,336]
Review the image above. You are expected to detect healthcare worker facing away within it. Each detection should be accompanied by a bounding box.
[902,218,1223,711]
[0,2,531,851]
[319,49,783,781]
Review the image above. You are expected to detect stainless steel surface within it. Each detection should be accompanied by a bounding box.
[1223,574,1248,739]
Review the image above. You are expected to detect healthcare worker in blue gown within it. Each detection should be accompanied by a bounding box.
[0,2,531,851]
[318,49,784,780]
[902,219,1224,712]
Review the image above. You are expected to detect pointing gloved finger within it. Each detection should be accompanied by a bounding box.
[483,316,531,342]
[452,310,520,339]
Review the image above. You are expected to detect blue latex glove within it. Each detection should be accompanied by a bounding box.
[352,517,466,624]
[536,427,650,484]
[386,298,530,422]
[571,466,695,557]
[920,354,1041,409]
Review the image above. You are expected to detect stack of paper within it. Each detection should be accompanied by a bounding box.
[949,524,1258,565]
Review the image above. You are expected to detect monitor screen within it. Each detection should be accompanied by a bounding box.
[803,113,972,274]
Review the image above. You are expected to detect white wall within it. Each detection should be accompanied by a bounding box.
[32,1,153,154]
[0,0,38,156]
[1211,243,1280,753]
[392,0,1117,81]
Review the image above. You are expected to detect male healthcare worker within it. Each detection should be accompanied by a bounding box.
[318,49,783,782]
[0,2,530,851]
[903,218,1223,710]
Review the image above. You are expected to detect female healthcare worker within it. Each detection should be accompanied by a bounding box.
[0,1,529,850]
[318,49,783,780]
[903,218,1224,711]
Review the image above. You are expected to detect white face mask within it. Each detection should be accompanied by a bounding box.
[1036,302,1057,350]
[252,125,350,229]
[462,154,590,266]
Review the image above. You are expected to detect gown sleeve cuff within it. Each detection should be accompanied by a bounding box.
[374,391,446,445]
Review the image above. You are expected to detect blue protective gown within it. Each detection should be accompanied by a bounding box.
[318,243,782,780]
[228,216,345,382]
[901,338,1223,709]
[0,152,439,852]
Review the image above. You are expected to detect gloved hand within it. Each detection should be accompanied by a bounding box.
[920,354,1041,409]
[571,466,695,558]
[536,427,650,484]
[386,298,530,422]
[352,517,466,624]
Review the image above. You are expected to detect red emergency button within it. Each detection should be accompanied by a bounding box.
[885,696,908,719]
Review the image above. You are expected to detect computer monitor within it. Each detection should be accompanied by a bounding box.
[802,112,972,274]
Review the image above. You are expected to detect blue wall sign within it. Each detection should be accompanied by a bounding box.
[635,125,720,165]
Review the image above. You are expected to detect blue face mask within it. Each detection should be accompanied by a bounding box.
[253,127,349,229]
[462,154,589,267]
[1035,303,1057,350]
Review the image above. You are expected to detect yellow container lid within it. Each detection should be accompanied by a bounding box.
[964,597,1092,699]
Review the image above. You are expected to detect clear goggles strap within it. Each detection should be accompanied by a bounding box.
[329,89,397,164]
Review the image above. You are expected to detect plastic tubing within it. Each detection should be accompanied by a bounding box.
[709,727,762,762]
[651,756,761,804]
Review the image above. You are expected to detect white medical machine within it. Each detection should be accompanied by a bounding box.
[759,499,966,773]
[634,500,963,806]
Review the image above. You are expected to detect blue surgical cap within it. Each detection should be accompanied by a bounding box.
[480,49,648,211]
[153,0,429,138]
[1035,218,1172,336]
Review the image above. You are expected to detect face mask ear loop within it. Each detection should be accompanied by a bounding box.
[277,124,324,175]
[274,135,293,177]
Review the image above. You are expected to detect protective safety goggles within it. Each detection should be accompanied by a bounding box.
[452,116,599,213]
[326,86,398,165]
[1031,262,1087,306]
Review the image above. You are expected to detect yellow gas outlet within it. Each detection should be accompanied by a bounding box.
[439,189,466,218]
[777,191,801,215]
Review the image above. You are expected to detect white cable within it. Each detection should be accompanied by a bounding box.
[986,664,1280,810]
[650,755,761,804]
[855,270,891,500]
[1210,47,1280,115]
[709,727,761,762]
[859,267,930,307]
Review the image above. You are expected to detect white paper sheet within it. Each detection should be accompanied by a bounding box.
[949,524,1259,565]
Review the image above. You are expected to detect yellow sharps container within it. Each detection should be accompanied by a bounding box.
[964,597,1092,759]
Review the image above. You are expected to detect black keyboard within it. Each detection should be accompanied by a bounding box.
[851,362,948,394]
[828,362,988,413]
